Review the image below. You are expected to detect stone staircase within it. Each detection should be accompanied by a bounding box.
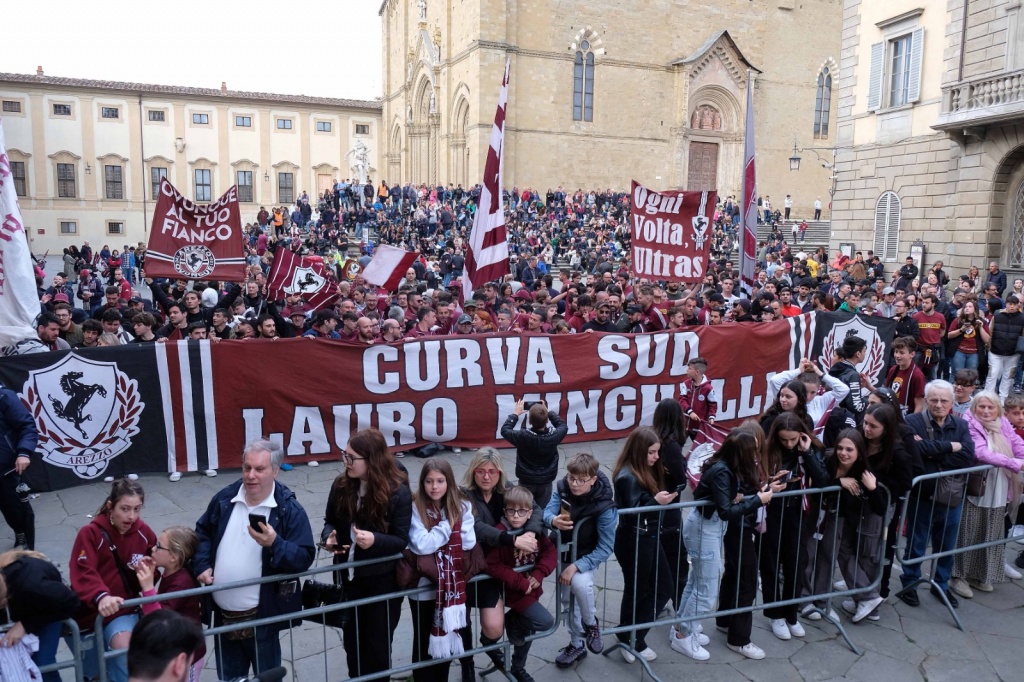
[756,219,832,253]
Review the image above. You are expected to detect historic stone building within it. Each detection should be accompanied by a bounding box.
[833,0,1024,278]
[379,0,841,215]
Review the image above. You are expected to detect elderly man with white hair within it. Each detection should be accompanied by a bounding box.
[899,380,976,609]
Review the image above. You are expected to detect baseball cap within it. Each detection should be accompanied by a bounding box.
[735,299,752,311]
[882,286,896,295]
[53,293,70,303]
[597,301,611,309]
[625,304,643,315]
[463,299,478,308]
[129,296,143,304]
[458,314,473,324]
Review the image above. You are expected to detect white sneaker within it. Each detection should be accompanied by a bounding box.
[621,649,635,664]
[307,461,319,467]
[671,627,709,647]
[833,579,848,591]
[799,604,822,621]
[852,596,884,623]
[788,620,805,637]
[841,599,856,614]
[670,633,710,661]
[103,476,114,483]
[127,474,139,481]
[1006,562,1023,580]
[168,472,182,482]
[1010,525,1024,545]
[727,642,765,660]
[637,647,657,662]
[769,618,791,640]
[452,447,462,453]
[204,469,217,477]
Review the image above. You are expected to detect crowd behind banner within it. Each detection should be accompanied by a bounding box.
[3,178,1024,678]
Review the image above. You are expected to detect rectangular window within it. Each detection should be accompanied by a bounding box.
[192,113,209,125]
[11,161,26,197]
[107,221,124,236]
[57,163,76,198]
[277,118,292,130]
[355,123,369,135]
[235,115,252,127]
[2,101,21,113]
[278,172,294,203]
[317,121,332,132]
[60,221,77,234]
[53,103,72,116]
[101,107,119,119]
[237,171,254,203]
[148,110,166,122]
[151,167,167,199]
[194,169,212,202]
[104,165,124,200]
[888,34,912,108]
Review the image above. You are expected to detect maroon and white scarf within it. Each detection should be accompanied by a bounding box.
[427,503,468,658]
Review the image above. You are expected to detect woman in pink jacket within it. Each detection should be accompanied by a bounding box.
[950,391,1024,599]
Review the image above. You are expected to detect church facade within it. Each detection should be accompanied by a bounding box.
[380,0,843,215]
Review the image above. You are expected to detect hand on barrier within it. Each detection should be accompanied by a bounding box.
[861,471,877,492]
[98,595,124,617]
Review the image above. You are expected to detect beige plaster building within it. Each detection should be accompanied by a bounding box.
[379,0,841,215]
[0,70,380,253]
[833,0,1024,279]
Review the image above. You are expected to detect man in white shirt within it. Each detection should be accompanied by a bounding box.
[784,194,793,221]
[194,440,315,680]
[814,196,823,221]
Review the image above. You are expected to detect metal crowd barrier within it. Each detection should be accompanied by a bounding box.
[577,485,891,682]
[91,544,563,682]
[894,463,1021,631]
[33,618,83,682]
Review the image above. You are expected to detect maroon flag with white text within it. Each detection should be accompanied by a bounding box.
[630,181,715,282]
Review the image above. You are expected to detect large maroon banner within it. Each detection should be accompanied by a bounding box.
[0,313,895,489]
[145,178,246,281]
[630,180,716,282]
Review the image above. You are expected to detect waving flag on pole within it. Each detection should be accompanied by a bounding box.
[362,244,419,292]
[266,246,339,312]
[739,70,757,298]
[464,57,511,304]
[0,117,39,351]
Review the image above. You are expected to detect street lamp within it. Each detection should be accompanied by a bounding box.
[789,143,801,172]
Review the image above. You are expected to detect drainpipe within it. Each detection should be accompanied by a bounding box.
[139,94,147,236]
[958,0,970,82]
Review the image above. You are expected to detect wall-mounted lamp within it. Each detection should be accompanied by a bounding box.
[264,171,270,182]
[84,163,92,175]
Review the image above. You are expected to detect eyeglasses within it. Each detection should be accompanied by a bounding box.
[342,452,366,464]
[567,476,593,486]
[475,468,499,477]
[154,544,170,553]
[504,508,531,517]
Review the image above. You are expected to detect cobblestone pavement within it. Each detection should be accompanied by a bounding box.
[28,433,1024,682]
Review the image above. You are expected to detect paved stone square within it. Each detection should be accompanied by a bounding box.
[28,436,1024,682]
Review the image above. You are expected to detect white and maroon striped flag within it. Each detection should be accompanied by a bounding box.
[266,246,339,312]
[464,58,511,303]
[362,244,419,292]
[739,70,757,298]
[0,116,38,351]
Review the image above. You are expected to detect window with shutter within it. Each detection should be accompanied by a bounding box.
[867,42,884,111]
[873,191,902,261]
[907,27,925,103]
[1011,180,1024,268]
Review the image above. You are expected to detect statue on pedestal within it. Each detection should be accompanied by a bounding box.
[346,141,371,185]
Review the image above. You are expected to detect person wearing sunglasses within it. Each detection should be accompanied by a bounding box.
[458,448,545,677]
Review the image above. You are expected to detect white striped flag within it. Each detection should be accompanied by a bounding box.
[464,58,511,303]
[361,244,419,292]
[739,70,757,298]
[0,116,38,351]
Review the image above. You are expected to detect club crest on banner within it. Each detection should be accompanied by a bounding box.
[286,266,327,295]
[819,315,886,381]
[20,354,142,479]
[173,245,216,279]
[691,215,709,251]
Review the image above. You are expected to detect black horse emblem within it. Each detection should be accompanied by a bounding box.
[297,272,320,292]
[48,371,108,439]
[188,252,204,270]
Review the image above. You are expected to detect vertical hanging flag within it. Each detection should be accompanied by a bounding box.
[266,246,340,312]
[0,117,39,351]
[464,57,511,303]
[739,70,757,298]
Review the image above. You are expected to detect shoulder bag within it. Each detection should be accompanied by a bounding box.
[300,548,350,629]
[923,420,967,507]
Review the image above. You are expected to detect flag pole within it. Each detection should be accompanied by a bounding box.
[739,69,757,299]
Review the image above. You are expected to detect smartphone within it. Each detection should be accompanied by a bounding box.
[559,499,572,517]
[248,513,267,533]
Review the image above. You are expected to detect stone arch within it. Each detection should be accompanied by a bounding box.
[816,57,839,85]
[389,120,403,184]
[568,26,607,56]
[687,85,742,132]
[450,93,470,187]
[990,139,1024,268]
[410,73,439,183]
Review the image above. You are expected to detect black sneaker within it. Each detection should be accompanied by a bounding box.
[12,533,25,549]
[898,589,920,607]
[484,647,506,672]
[510,668,535,682]
[931,586,958,608]
[555,642,587,668]
[582,621,604,654]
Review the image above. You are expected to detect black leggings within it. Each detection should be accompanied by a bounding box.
[757,497,807,624]
[614,530,672,651]
[717,518,759,647]
[341,574,402,682]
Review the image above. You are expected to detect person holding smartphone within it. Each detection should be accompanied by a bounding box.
[322,429,411,682]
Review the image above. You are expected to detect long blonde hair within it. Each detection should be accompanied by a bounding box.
[971,391,1011,455]
[460,448,509,491]
[0,550,50,606]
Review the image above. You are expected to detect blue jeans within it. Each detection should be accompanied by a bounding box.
[900,497,963,592]
[73,612,138,682]
[950,351,979,374]
[214,625,281,680]
[34,620,63,682]
[676,511,726,637]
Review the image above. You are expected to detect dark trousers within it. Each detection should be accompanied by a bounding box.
[784,208,791,220]
[814,209,822,220]
[879,507,902,598]
[0,473,33,549]
[613,530,672,651]
[410,598,468,682]
[342,574,403,682]
[521,482,553,511]
[507,603,554,671]
[659,525,690,610]
[757,497,805,624]
[214,624,281,680]
[717,518,758,647]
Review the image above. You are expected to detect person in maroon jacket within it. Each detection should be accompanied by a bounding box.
[636,285,667,332]
[678,357,719,442]
[485,486,557,682]
[70,479,157,682]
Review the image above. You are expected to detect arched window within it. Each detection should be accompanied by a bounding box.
[1011,179,1024,268]
[814,67,832,139]
[573,40,595,122]
[873,191,901,262]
